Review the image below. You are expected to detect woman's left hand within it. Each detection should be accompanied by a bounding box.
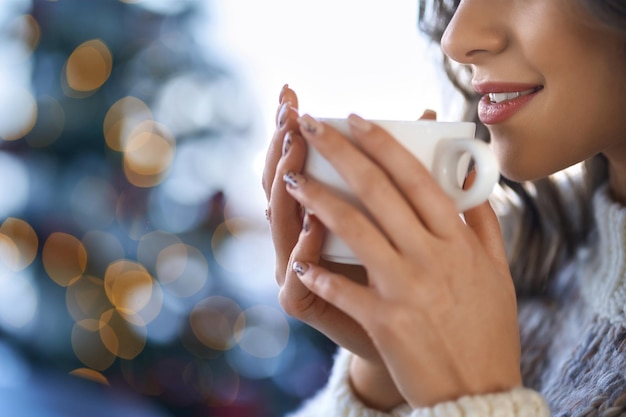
[284,113,522,408]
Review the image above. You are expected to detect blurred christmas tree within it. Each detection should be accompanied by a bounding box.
[0,1,335,416]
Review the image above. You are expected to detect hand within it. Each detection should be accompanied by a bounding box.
[261,85,382,362]
[284,113,521,408]
[263,85,406,410]
[263,87,441,410]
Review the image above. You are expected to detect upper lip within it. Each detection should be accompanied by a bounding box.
[472,81,543,95]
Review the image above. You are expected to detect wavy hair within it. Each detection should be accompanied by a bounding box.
[417,0,626,295]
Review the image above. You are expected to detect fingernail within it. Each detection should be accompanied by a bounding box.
[347,114,372,133]
[298,114,323,135]
[278,101,291,128]
[279,83,289,103]
[283,171,303,188]
[282,132,292,155]
[293,261,308,276]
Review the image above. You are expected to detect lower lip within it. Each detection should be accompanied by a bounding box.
[478,91,540,125]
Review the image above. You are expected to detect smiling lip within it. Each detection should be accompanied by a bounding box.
[473,82,544,125]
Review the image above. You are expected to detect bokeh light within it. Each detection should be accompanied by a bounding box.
[0,153,30,219]
[104,260,161,321]
[64,39,113,94]
[0,218,38,271]
[71,319,117,371]
[103,96,152,152]
[0,269,38,330]
[13,14,40,53]
[69,368,110,385]
[42,233,88,287]
[99,308,148,360]
[65,275,110,323]
[190,296,244,351]
[156,243,209,298]
[238,305,289,359]
[0,85,37,141]
[211,218,257,275]
[0,235,20,272]
[123,121,176,187]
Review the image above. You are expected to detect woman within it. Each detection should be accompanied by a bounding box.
[262,0,626,415]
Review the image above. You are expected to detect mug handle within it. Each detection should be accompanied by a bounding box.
[433,138,500,212]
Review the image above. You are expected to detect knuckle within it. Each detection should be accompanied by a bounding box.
[278,288,298,316]
[352,170,389,200]
[365,128,389,152]
[278,287,312,320]
[308,269,333,294]
[403,173,433,197]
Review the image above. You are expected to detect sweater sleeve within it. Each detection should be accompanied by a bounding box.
[285,348,413,417]
[286,348,551,417]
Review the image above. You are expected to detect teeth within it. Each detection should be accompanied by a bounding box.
[488,87,539,104]
[489,92,521,103]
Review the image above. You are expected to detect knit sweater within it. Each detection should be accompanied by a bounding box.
[287,185,626,417]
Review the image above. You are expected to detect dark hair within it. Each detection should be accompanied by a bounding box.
[417,0,626,295]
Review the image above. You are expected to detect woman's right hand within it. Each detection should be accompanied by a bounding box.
[262,85,405,410]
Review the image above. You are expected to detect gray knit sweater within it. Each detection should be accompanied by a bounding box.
[287,185,626,417]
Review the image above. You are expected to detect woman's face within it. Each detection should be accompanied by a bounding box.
[441,0,626,181]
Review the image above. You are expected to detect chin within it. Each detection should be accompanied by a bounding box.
[496,159,554,183]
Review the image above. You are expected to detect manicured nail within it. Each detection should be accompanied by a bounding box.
[347,114,372,133]
[298,114,323,135]
[279,83,289,103]
[278,101,291,128]
[283,171,303,188]
[293,261,308,276]
[282,132,292,155]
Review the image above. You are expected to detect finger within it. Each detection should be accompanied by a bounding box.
[262,98,300,200]
[278,84,299,110]
[282,170,400,271]
[279,212,324,294]
[280,216,380,360]
[268,131,308,271]
[293,259,377,325]
[419,109,437,121]
[462,172,508,273]
[347,113,462,238]
[297,114,433,251]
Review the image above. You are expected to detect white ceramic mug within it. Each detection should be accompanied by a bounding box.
[304,118,500,265]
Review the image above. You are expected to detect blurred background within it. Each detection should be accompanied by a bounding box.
[0,0,446,415]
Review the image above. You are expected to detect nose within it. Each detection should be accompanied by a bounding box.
[441,0,508,64]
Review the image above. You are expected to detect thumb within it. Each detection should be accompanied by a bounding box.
[418,109,437,121]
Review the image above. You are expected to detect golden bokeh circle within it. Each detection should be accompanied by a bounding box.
[42,232,87,287]
[65,39,113,92]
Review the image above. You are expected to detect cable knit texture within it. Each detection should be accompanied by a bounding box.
[581,186,626,324]
[286,185,626,417]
